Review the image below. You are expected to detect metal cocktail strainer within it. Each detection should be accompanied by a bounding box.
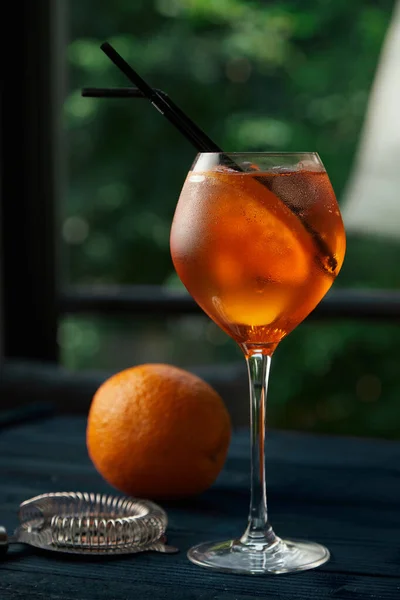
[0,492,178,556]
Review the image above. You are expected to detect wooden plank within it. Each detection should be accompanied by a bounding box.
[3,417,400,471]
[0,563,399,600]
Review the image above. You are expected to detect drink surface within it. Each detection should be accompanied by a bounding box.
[170,166,346,355]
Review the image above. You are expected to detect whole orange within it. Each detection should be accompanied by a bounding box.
[87,364,231,499]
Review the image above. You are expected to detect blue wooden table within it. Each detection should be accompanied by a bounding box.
[0,415,399,599]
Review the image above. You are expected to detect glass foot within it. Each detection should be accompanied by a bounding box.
[188,538,330,575]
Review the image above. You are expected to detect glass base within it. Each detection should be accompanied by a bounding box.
[188,538,330,575]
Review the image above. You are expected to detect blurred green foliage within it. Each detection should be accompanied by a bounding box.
[63,0,400,438]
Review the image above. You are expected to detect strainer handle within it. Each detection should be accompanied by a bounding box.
[0,526,9,555]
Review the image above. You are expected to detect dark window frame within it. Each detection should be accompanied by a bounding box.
[1,0,66,363]
[61,286,400,321]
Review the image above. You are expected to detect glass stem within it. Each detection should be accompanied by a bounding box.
[240,352,278,549]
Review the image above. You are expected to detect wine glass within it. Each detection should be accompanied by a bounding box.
[170,152,346,575]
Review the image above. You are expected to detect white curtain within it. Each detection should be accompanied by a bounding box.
[342,0,400,239]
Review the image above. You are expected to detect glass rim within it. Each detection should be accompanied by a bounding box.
[195,151,320,157]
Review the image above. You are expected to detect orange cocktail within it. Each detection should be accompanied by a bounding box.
[171,157,345,355]
[170,152,346,575]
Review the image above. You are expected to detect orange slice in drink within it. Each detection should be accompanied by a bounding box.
[205,169,315,287]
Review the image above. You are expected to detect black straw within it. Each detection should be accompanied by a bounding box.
[93,42,337,274]
[100,42,221,152]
